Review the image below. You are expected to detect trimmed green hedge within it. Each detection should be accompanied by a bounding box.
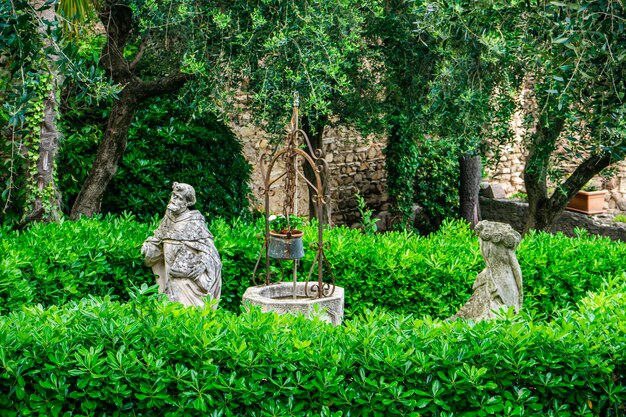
[0,281,624,416]
[1,217,626,319]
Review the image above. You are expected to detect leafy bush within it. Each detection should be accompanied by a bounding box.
[3,217,626,321]
[324,219,479,318]
[384,117,421,226]
[0,280,624,415]
[384,117,460,233]
[323,219,626,319]
[0,215,257,316]
[411,138,461,233]
[57,95,252,222]
[518,227,626,317]
[0,214,154,315]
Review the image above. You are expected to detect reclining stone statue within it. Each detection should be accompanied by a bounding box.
[141,182,222,308]
[452,220,523,321]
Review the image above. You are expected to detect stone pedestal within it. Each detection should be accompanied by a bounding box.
[242,282,344,325]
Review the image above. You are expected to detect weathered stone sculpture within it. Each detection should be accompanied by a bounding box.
[452,220,523,321]
[141,182,222,308]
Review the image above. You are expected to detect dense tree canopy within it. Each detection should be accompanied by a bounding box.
[380,0,626,232]
[2,0,625,231]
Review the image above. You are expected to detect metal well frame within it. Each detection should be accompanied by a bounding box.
[252,97,335,298]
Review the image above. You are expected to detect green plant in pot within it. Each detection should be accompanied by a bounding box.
[269,214,305,236]
[268,215,305,259]
[582,182,599,192]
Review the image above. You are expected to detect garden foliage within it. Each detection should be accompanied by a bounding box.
[0,214,152,315]
[0,280,624,415]
[1,218,625,320]
[58,96,252,222]
[0,0,63,225]
[383,118,461,233]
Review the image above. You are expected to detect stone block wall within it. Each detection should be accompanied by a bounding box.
[485,139,626,213]
[484,143,526,195]
[481,196,626,241]
[230,110,388,226]
[230,91,626,226]
[324,126,388,226]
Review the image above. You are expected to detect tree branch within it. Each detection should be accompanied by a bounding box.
[99,2,134,83]
[129,33,151,71]
[136,72,194,101]
[550,150,614,208]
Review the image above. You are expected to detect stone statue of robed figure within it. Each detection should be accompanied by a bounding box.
[141,182,222,308]
[452,220,523,321]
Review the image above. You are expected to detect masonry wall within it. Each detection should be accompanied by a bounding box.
[484,138,626,213]
[231,104,626,226]
[230,111,388,226]
[324,126,388,226]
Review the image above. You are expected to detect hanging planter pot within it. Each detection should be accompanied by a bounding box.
[268,230,304,260]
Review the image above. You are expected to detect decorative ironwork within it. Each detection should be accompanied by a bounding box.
[252,94,335,298]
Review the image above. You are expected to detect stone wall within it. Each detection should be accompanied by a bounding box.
[480,196,626,241]
[324,126,388,226]
[484,127,626,213]
[231,99,626,227]
[230,112,388,226]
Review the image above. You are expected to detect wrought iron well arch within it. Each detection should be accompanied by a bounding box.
[252,96,335,298]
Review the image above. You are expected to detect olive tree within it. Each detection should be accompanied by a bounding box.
[63,0,378,220]
[68,0,209,218]
[518,0,626,231]
[400,0,625,232]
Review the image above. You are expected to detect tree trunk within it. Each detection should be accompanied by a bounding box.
[458,153,481,228]
[525,151,615,231]
[524,118,614,232]
[69,2,192,219]
[523,117,562,233]
[70,91,137,218]
[301,116,330,224]
[23,0,62,223]
[524,198,556,232]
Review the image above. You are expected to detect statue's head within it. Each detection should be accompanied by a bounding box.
[475,220,521,264]
[167,182,196,215]
[475,220,521,249]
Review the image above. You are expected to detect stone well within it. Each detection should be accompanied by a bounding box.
[242,282,345,326]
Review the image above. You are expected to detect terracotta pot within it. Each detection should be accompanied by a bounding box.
[566,190,607,215]
[268,230,304,260]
